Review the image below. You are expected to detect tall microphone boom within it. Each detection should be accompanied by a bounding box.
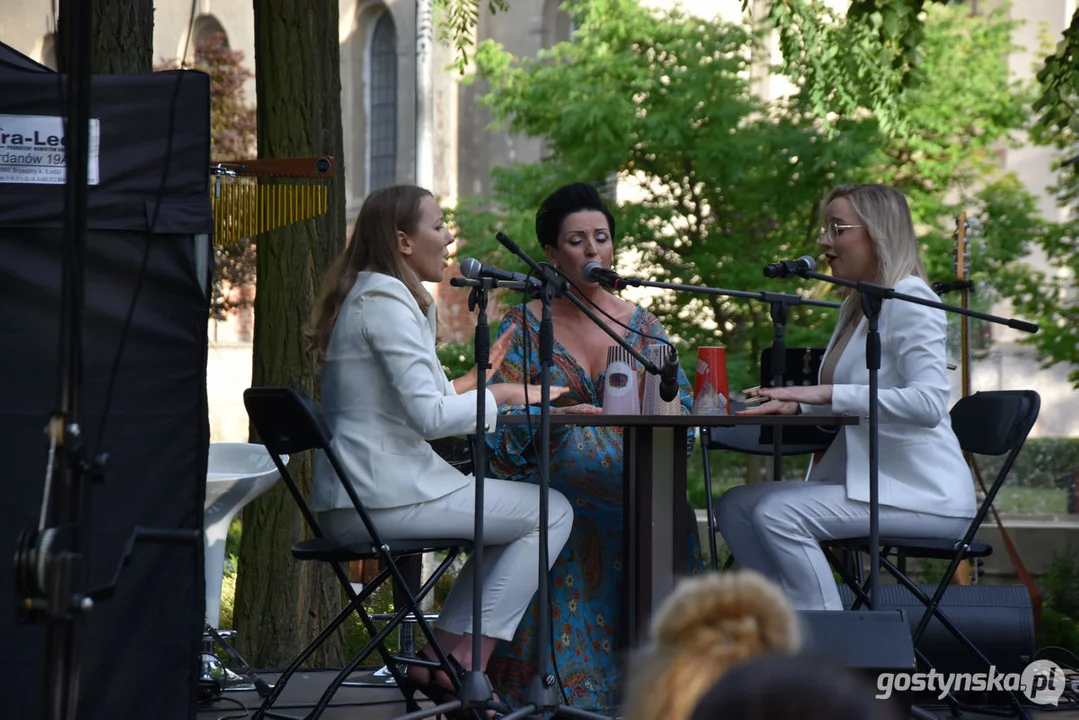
[763,255,816,279]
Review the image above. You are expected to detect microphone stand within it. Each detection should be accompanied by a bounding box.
[790,268,1038,612]
[494,233,639,720]
[437,274,505,720]
[603,273,840,483]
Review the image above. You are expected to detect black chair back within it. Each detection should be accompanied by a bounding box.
[951,390,1039,457]
[243,386,333,456]
[243,386,383,549]
[951,390,1040,542]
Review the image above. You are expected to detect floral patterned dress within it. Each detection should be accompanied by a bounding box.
[483,303,703,713]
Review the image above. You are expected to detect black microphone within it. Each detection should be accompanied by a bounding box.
[459,257,542,289]
[658,346,680,402]
[583,261,635,290]
[763,255,817,279]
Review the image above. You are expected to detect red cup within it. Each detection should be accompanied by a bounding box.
[693,346,730,415]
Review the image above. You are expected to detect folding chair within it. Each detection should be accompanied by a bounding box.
[823,389,1041,718]
[702,347,838,570]
[242,386,474,720]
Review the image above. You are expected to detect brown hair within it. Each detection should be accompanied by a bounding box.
[623,571,803,720]
[307,185,434,362]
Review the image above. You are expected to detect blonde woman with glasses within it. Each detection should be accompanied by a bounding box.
[713,183,975,612]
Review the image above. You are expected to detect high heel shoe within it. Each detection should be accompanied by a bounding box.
[400,650,510,720]
[400,648,469,719]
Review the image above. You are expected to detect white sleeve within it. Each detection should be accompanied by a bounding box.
[360,292,498,438]
[830,283,951,427]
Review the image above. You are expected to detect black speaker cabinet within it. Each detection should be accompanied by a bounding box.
[800,609,917,714]
[838,584,1036,675]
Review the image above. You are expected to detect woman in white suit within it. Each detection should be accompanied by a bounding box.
[307,184,574,705]
[714,183,975,612]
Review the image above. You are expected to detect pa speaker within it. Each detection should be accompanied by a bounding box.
[838,584,1035,675]
[800,609,916,714]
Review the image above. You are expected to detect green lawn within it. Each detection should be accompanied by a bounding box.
[686,452,1073,516]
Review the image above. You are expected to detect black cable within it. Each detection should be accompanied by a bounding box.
[548,264,672,349]
[511,278,571,708]
[211,696,249,720]
[1036,645,1079,669]
[92,0,200,456]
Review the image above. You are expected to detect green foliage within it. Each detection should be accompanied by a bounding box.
[225,516,242,576]
[744,0,1079,385]
[1037,606,1079,657]
[1034,9,1079,134]
[977,437,1079,489]
[762,0,931,137]
[435,0,510,73]
[457,0,875,390]
[452,0,1043,392]
[1003,84,1079,386]
[437,340,477,380]
[1039,542,1079,655]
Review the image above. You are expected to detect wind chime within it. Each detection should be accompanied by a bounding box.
[209,156,336,247]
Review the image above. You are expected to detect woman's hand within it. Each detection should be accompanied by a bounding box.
[489,383,570,406]
[551,403,602,415]
[736,384,833,416]
[453,331,515,393]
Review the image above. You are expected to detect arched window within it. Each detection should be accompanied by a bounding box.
[543,0,575,49]
[192,15,229,52]
[367,12,398,193]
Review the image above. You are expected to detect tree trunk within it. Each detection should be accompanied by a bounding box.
[57,0,154,74]
[233,1,348,666]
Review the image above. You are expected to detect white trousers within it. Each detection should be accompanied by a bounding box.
[317,478,573,641]
[713,479,971,611]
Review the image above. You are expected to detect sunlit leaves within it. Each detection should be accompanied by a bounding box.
[435,0,510,73]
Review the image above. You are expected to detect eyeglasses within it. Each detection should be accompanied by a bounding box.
[819,222,864,242]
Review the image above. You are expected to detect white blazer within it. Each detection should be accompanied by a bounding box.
[802,275,976,519]
[311,271,498,511]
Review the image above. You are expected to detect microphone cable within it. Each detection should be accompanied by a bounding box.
[546,264,675,355]
[511,271,572,708]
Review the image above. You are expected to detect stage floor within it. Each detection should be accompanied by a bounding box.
[195,669,1079,720]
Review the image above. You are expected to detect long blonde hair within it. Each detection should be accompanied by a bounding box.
[623,571,803,720]
[823,184,928,329]
[307,185,434,362]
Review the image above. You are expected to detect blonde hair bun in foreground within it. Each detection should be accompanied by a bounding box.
[624,570,803,720]
[650,570,802,656]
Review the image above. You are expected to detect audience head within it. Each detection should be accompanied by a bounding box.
[623,570,804,720]
[308,184,449,360]
[535,183,618,290]
[690,651,905,720]
[819,184,928,287]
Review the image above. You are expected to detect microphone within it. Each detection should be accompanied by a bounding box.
[583,261,635,290]
[763,255,816,279]
[459,257,542,289]
[658,346,680,402]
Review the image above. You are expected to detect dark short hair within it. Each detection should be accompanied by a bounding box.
[690,651,903,720]
[535,182,616,248]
